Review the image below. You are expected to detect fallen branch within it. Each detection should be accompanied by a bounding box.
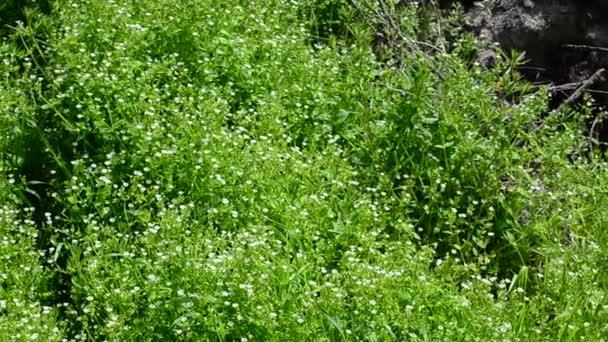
[587,111,608,154]
[549,82,580,92]
[515,69,606,148]
[556,68,605,112]
[562,44,608,53]
[586,89,608,95]
[589,114,600,155]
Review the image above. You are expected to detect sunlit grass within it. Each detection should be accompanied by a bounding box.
[0,0,607,340]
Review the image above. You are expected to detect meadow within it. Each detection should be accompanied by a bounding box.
[0,0,607,340]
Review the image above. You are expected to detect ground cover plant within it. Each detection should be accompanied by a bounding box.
[0,0,607,341]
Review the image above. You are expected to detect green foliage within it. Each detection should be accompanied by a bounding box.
[298,0,353,42]
[0,0,52,38]
[0,0,607,340]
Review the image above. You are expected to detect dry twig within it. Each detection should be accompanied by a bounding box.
[515,69,606,148]
[556,68,605,112]
[562,44,608,53]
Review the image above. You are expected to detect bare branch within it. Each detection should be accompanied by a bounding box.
[562,44,608,53]
[556,68,605,112]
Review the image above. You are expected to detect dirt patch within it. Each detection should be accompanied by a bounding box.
[465,0,608,105]
[441,0,608,146]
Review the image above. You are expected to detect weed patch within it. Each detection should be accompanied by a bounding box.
[0,0,607,340]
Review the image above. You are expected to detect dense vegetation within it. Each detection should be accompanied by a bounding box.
[1,0,607,340]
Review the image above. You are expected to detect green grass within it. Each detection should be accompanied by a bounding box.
[0,0,607,341]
